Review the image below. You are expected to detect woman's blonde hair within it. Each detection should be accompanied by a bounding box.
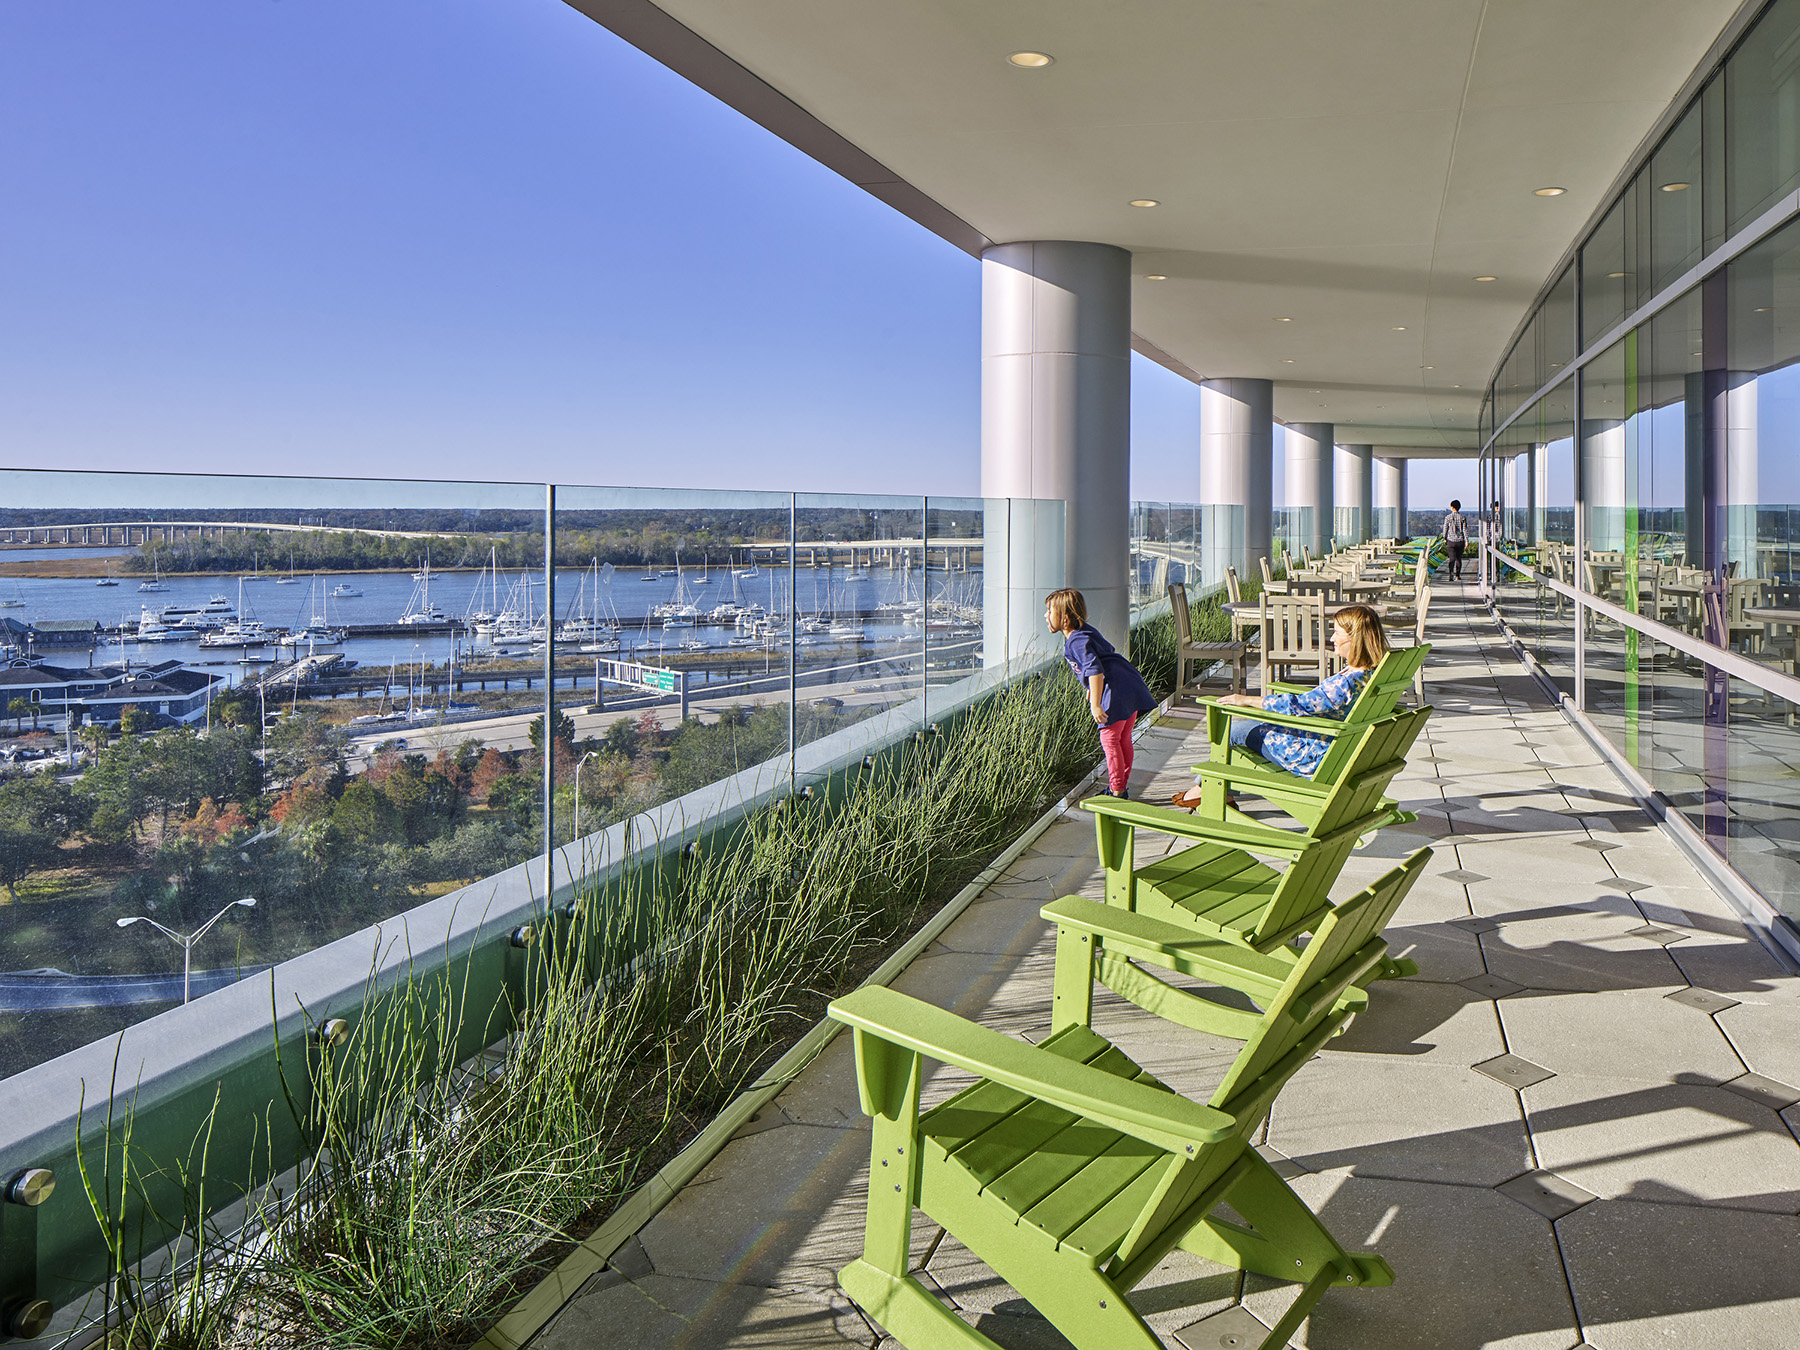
[1334,603,1390,669]
[1045,588,1087,631]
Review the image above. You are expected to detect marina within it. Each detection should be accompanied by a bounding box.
[0,551,986,704]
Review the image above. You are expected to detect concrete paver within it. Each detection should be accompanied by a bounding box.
[530,585,1800,1349]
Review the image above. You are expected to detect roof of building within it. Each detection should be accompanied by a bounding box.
[30,619,102,633]
[87,669,223,701]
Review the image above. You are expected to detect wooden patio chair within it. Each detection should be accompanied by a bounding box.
[1083,708,1430,971]
[1286,573,1341,603]
[1260,592,1332,687]
[1223,567,1264,648]
[831,849,1428,1350]
[1258,555,1287,595]
[1169,583,1247,694]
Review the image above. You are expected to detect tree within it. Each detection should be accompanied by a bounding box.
[120,705,153,735]
[263,711,348,786]
[332,781,398,844]
[0,775,84,900]
[527,709,577,756]
[469,747,516,803]
[6,698,27,734]
[602,717,641,760]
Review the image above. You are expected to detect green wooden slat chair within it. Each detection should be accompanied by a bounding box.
[1189,642,1431,833]
[1083,707,1429,982]
[830,849,1429,1350]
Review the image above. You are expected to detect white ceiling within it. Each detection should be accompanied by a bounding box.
[567,0,1748,454]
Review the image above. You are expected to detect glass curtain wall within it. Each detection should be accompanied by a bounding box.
[1479,0,1800,935]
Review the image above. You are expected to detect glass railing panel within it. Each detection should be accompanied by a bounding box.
[788,493,928,757]
[549,484,794,823]
[0,468,547,1080]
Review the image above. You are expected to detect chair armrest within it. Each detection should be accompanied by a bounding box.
[830,986,1234,1152]
[1188,760,1332,798]
[1041,896,1289,1001]
[1081,794,1317,856]
[1194,699,1358,736]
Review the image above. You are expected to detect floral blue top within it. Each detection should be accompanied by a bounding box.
[1250,666,1371,777]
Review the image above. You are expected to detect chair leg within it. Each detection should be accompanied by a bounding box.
[840,1260,999,1350]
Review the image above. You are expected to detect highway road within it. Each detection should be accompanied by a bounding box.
[0,966,271,1011]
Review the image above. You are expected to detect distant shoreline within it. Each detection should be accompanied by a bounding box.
[0,559,486,580]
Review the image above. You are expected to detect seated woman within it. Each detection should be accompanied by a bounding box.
[1173,603,1390,806]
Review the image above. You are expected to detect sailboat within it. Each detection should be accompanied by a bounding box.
[96,562,120,588]
[398,557,447,626]
[241,549,265,581]
[276,549,300,583]
[137,557,169,593]
[277,577,345,647]
[0,580,25,609]
[200,578,270,648]
[654,552,702,627]
[562,559,621,652]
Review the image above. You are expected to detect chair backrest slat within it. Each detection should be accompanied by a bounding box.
[1168,584,1193,643]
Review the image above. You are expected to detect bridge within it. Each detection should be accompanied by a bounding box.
[0,520,451,547]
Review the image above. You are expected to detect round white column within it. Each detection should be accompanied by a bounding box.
[1373,456,1409,539]
[1285,422,1334,558]
[981,241,1132,655]
[1200,378,1273,587]
[1581,420,1626,553]
[1334,444,1373,543]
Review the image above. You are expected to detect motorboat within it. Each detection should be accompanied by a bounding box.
[330,582,363,598]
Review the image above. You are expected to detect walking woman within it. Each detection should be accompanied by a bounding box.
[1046,588,1157,799]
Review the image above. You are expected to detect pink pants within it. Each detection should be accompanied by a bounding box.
[1099,714,1136,795]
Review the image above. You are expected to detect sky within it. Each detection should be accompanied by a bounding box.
[0,0,1470,510]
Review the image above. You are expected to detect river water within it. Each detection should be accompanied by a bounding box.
[0,562,977,691]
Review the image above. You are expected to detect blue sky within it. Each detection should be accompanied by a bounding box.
[0,0,1464,508]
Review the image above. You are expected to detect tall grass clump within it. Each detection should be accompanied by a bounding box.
[75,642,1180,1348]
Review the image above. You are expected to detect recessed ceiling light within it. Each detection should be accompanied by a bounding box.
[1392,326,1407,331]
[1473,276,1497,283]
[1144,274,1167,281]
[1660,182,1690,192]
[1534,186,1567,197]
[1282,359,1295,363]
[1007,51,1054,67]
[1607,271,1628,278]
[1312,390,1322,394]
[1273,316,1292,322]
[1128,199,1159,208]
[1755,306,1773,312]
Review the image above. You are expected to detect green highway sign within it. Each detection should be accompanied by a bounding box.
[598,659,679,695]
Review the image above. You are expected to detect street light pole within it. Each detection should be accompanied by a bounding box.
[116,896,257,1004]
[573,750,596,843]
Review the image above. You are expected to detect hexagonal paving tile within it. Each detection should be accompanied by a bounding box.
[1558,1199,1800,1347]
[1522,1074,1800,1213]
[1239,1168,1579,1349]
[1498,990,1742,1082]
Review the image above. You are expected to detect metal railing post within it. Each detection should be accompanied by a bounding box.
[788,493,797,793]
[543,483,556,904]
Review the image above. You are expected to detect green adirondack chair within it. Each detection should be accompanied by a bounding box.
[1192,641,1430,831]
[1083,707,1429,973]
[830,849,1429,1350]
